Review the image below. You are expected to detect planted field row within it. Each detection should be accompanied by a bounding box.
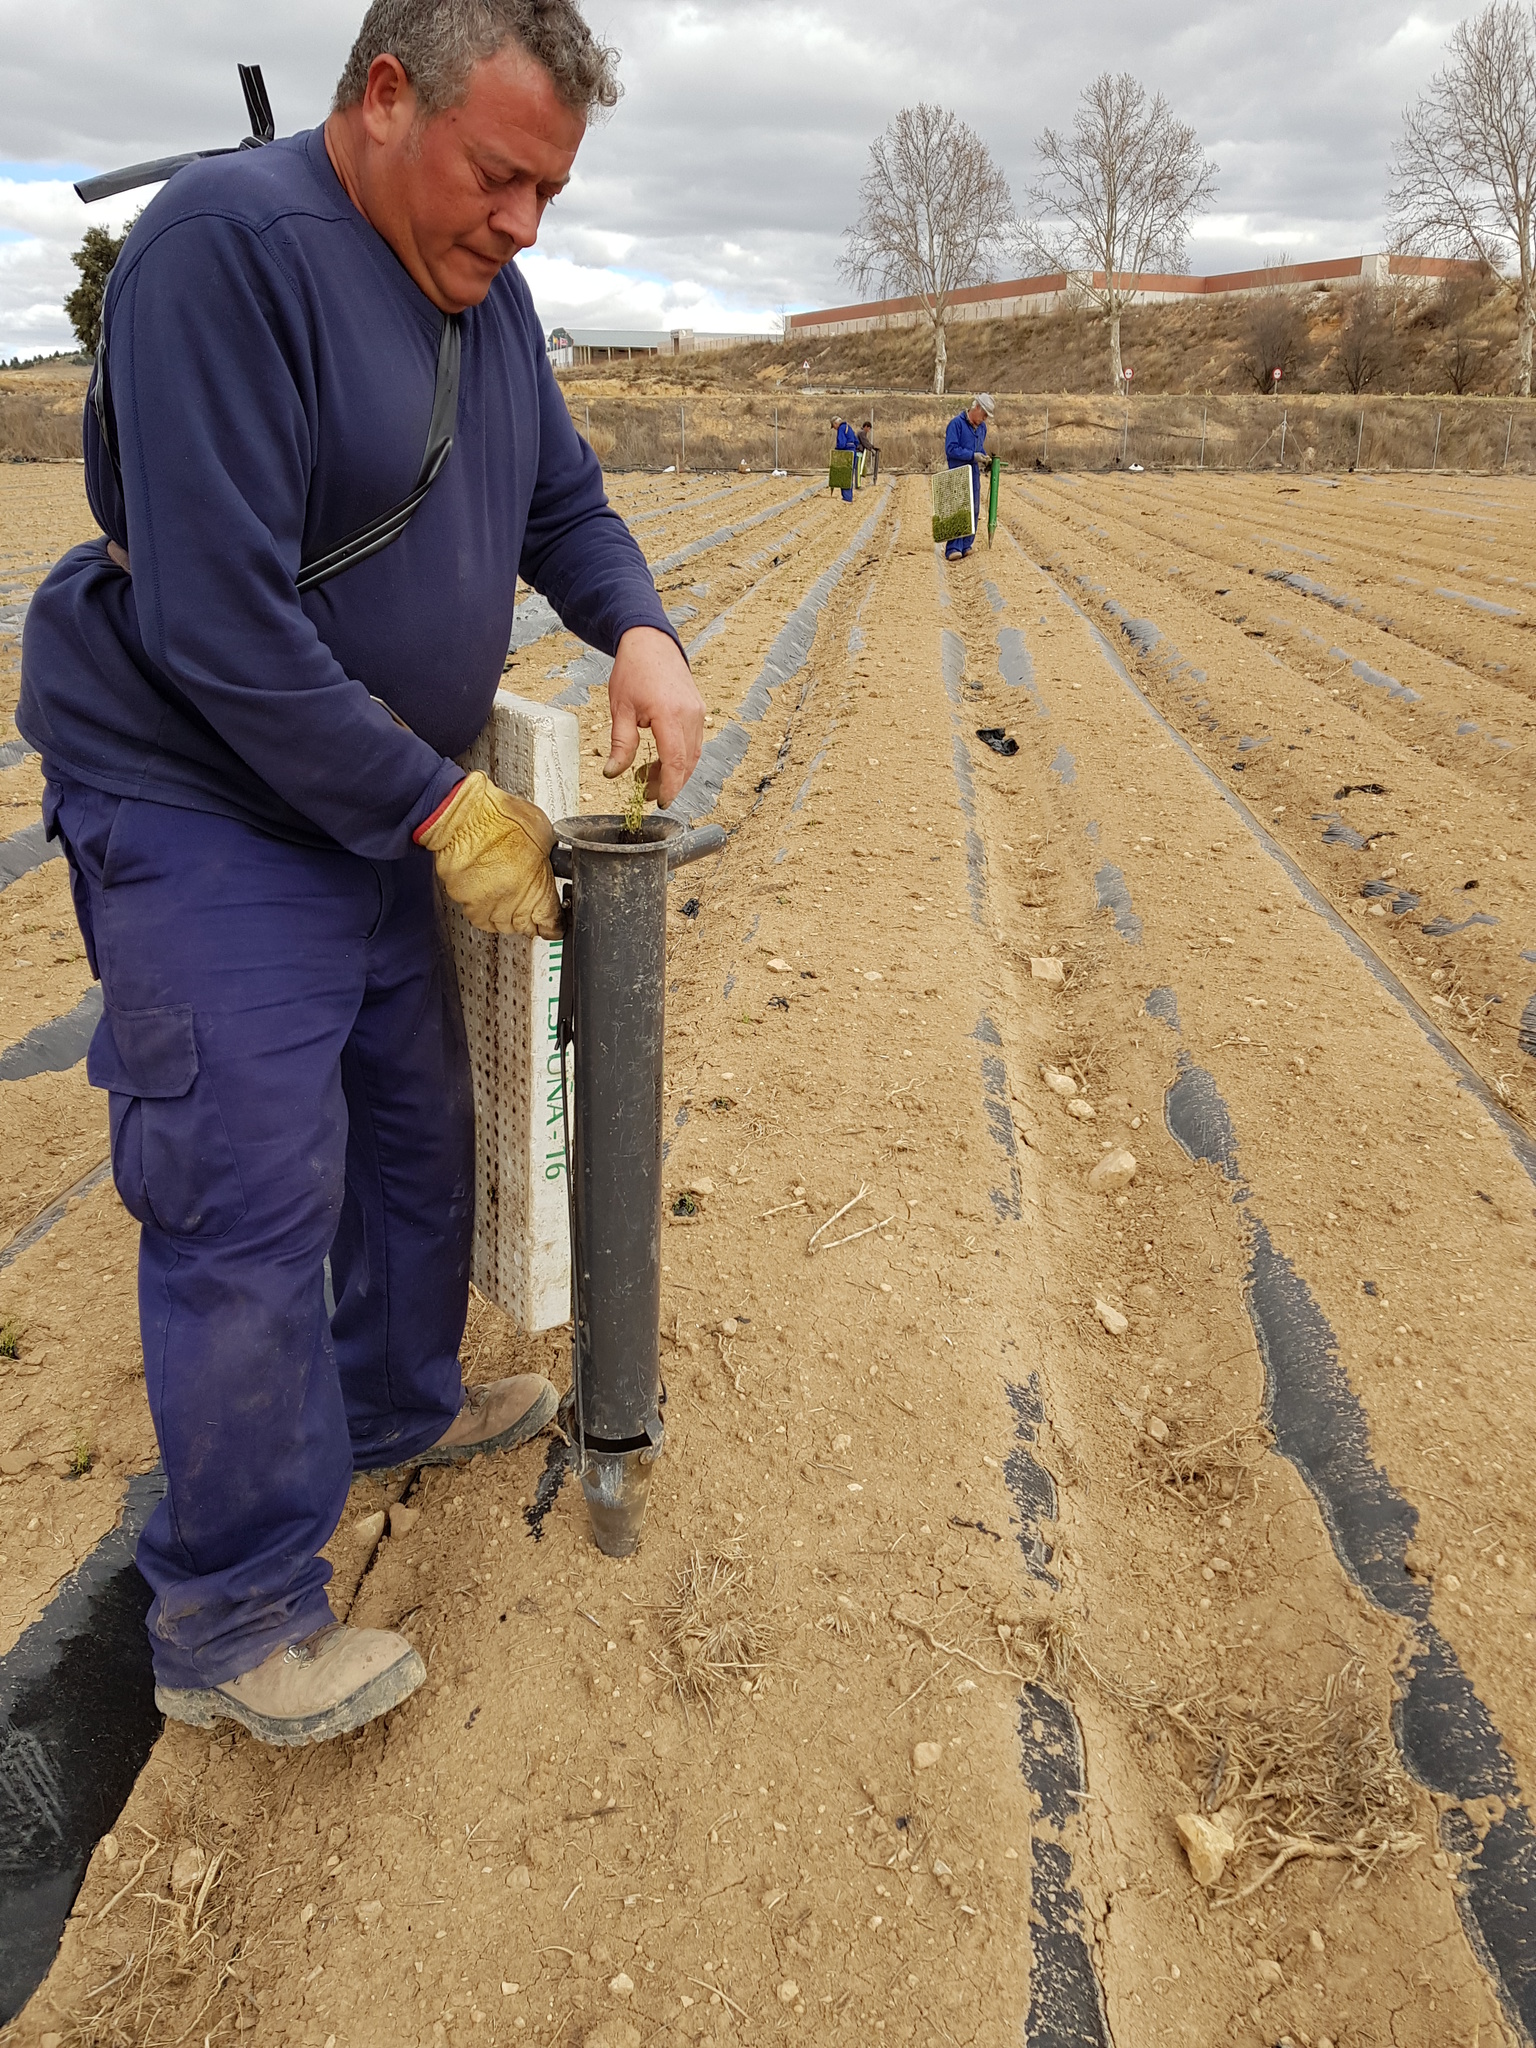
[6,465,1536,2048]
[1000,472,1536,1139]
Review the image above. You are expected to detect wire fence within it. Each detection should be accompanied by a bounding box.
[562,388,1536,478]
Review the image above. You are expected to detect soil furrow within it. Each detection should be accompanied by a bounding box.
[1003,478,1536,1144]
[5,467,1536,2048]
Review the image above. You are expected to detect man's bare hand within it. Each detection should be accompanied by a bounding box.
[604,626,705,808]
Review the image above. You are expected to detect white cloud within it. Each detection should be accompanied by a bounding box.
[0,0,1469,356]
[0,178,161,359]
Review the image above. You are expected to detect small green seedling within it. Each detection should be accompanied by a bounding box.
[671,1191,701,1218]
[623,764,646,837]
[69,1430,93,1478]
[0,1319,22,1360]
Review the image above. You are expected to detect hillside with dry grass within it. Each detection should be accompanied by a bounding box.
[0,360,89,463]
[573,272,1527,401]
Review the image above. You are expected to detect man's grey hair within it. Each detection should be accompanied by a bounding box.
[334,0,621,122]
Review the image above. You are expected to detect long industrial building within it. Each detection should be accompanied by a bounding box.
[786,252,1486,340]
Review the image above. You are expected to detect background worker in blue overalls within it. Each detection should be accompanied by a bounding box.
[943,393,995,558]
[856,419,879,485]
[832,415,860,501]
[18,0,704,1749]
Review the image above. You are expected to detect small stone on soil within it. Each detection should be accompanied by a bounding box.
[913,1741,942,1770]
[1087,1149,1138,1191]
[1066,1098,1096,1120]
[1030,956,1066,985]
[1095,1298,1129,1336]
[1175,1811,1234,1887]
[1041,1066,1077,1097]
[388,1504,420,1538]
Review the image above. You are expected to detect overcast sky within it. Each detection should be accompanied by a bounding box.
[0,0,1462,359]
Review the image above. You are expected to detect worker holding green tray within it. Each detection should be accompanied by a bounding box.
[941,393,994,559]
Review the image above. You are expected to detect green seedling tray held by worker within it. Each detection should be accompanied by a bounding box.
[931,465,975,545]
[987,456,1004,543]
[828,449,855,494]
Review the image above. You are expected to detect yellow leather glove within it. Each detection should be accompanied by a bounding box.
[415,771,563,938]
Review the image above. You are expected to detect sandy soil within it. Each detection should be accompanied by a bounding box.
[4,468,1535,2048]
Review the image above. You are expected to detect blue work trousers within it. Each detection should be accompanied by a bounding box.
[45,778,474,1687]
[945,462,981,558]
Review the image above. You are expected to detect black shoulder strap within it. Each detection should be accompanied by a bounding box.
[295,313,460,593]
[91,310,461,596]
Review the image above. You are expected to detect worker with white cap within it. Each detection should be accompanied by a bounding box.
[942,393,994,560]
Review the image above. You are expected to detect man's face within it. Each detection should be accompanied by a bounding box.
[968,405,986,427]
[347,47,587,312]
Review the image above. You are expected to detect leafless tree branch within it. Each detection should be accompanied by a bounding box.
[1386,0,1536,393]
[1021,71,1217,393]
[839,103,1014,395]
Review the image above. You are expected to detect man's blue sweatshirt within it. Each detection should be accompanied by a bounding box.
[945,410,987,469]
[18,127,677,860]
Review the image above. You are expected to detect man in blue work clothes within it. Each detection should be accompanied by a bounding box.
[18,0,704,1747]
[943,393,995,559]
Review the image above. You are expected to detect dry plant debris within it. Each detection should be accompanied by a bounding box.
[651,1548,769,1714]
[1162,1661,1421,1901]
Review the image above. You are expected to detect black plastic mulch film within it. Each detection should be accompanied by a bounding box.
[1152,990,1536,2037]
[0,1473,164,2021]
[1022,527,1536,2037]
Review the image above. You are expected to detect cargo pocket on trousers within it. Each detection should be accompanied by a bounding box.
[88,1004,248,1238]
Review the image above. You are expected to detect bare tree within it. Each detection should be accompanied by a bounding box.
[1337,285,1394,393]
[1388,2,1536,395]
[839,104,1014,396]
[1238,279,1309,394]
[1023,72,1216,392]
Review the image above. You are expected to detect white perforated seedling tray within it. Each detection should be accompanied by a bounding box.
[445,690,579,1332]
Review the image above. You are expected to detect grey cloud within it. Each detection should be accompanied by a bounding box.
[0,0,1464,357]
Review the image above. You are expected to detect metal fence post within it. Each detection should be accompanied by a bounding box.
[1199,408,1207,469]
[1121,402,1128,464]
[1043,404,1049,466]
[1431,410,1441,471]
[1356,410,1364,472]
[773,406,779,472]
[1505,415,1514,470]
[680,405,686,470]
[1279,410,1288,466]
[584,403,590,441]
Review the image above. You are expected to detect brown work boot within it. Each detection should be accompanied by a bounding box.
[155,1623,424,1747]
[411,1374,558,1468]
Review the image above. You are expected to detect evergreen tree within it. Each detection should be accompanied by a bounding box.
[63,217,137,354]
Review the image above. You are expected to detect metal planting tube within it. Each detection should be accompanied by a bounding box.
[552,814,724,1555]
